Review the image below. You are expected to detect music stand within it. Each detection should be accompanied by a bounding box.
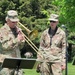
[2,57,37,75]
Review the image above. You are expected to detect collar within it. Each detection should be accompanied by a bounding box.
[48,26,58,36]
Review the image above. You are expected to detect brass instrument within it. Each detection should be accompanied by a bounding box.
[18,22,38,40]
[18,22,43,58]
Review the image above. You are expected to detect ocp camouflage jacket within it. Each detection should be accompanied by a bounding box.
[37,27,66,65]
[0,24,25,62]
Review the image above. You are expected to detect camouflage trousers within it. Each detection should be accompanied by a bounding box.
[0,64,24,75]
[39,62,63,75]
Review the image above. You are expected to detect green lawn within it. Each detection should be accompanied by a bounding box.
[24,69,39,75]
[66,62,75,75]
[24,62,75,75]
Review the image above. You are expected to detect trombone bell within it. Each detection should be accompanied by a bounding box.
[18,22,38,40]
[29,30,38,40]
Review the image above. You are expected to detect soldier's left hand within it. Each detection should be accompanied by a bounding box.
[61,64,66,71]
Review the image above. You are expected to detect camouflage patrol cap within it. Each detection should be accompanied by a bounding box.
[6,10,19,22]
[48,14,59,21]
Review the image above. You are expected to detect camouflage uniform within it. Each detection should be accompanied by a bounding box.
[37,27,66,75]
[0,24,25,75]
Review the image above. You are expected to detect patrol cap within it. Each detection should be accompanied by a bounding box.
[6,10,19,22]
[48,14,59,21]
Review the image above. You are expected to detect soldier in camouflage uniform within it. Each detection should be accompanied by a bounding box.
[37,14,66,75]
[0,10,25,75]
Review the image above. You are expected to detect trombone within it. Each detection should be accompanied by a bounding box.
[18,22,43,58]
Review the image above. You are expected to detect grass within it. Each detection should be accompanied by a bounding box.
[24,69,39,75]
[66,62,75,75]
[24,62,75,75]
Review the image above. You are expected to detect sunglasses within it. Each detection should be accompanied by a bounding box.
[12,21,17,23]
[50,21,56,23]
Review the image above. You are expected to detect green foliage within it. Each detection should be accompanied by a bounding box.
[68,32,75,45]
[40,10,49,18]
[0,24,3,28]
[30,0,40,17]
[18,1,32,17]
[63,0,75,32]
[35,19,49,32]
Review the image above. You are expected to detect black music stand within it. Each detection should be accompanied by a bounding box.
[2,57,36,75]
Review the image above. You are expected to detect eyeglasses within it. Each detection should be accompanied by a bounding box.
[50,21,56,23]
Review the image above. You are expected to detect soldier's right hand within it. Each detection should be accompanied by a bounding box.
[0,54,9,63]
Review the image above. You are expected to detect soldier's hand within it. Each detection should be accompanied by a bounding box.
[17,31,25,42]
[0,54,8,63]
[61,64,66,71]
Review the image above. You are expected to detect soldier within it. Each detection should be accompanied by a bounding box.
[0,10,25,75]
[37,14,66,75]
